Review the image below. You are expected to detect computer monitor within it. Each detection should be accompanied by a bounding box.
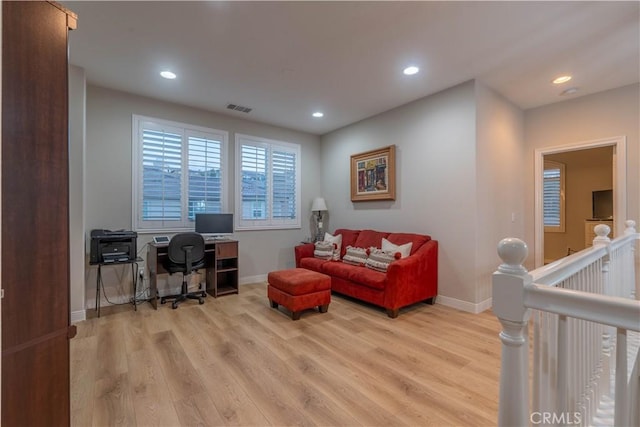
[195,213,234,238]
[592,189,613,220]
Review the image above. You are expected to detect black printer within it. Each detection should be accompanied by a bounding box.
[90,229,137,265]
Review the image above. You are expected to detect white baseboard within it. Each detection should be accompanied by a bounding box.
[437,295,493,314]
[240,274,267,285]
[71,310,86,323]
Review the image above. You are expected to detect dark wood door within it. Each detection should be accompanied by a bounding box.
[2,2,76,425]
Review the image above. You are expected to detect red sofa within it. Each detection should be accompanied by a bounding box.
[294,229,438,318]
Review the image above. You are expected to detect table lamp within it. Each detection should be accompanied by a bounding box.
[311,197,328,241]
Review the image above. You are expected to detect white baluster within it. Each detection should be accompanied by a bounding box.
[493,238,531,426]
[601,236,613,400]
[557,314,569,415]
[614,328,629,426]
[624,220,637,299]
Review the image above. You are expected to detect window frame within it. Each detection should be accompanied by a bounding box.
[131,114,229,233]
[234,133,301,231]
[543,160,566,233]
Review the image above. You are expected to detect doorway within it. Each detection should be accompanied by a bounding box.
[534,136,627,267]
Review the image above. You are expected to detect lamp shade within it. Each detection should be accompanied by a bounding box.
[311,197,328,212]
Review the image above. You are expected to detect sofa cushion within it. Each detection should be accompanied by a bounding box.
[300,256,330,272]
[354,230,390,250]
[382,237,412,259]
[386,233,431,255]
[322,261,387,290]
[342,246,368,266]
[333,229,360,257]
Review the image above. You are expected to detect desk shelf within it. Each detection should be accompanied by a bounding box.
[209,241,239,298]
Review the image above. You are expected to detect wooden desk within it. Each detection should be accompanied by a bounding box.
[147,239,239,309]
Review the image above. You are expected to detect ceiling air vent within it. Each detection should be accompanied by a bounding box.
[226,103,252,114]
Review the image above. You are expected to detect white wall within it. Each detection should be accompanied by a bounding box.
[69,65,86,321]
[524,83,640,269]
[84,85,321,308]
[474,82,525,305]
[321,81,482,306]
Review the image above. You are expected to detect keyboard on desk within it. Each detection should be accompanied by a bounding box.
[204,236,229,242]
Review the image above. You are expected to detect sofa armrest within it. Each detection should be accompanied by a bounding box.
[294,243,315,267]
[384,240,438,309]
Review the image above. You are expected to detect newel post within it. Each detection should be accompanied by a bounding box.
[493,238,531,427]
[593,224,613,396]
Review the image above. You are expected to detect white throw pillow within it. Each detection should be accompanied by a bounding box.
[324,232,343,260]
[381,237,412,259]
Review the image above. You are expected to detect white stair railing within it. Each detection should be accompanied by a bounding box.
[493,220,640,426]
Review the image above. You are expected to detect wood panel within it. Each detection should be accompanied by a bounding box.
[71,283,503,425]
[2,1,75,425]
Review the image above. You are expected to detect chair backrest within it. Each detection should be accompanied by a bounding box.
[167,232,205,273]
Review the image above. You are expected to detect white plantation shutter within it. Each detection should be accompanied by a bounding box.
[272,149,297,219]
[543,160,565,232]
[187,133,224,219]
[240,144,268,221]
[236,134,300,230]
[133,115,228,231]
[141,127,182,222]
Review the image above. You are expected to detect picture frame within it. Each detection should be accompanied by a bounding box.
[350,145,396,202]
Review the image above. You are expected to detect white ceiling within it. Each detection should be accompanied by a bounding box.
[64,1,639,135]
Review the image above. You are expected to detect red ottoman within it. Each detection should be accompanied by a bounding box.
[267,268,331,320]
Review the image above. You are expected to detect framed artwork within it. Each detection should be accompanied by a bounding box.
[350,145,396,202]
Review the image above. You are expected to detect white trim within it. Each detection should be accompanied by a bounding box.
[534,136,627,267]
[436,295,493,314]
[71,310,86,324]
[240,274,268,285]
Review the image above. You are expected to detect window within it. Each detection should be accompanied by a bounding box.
[132,115,228,231]
[235,134,300,230]
[543,160,565,232]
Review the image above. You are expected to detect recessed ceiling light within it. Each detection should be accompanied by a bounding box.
[560,87,579,96]
[160,70,177,79]
[552,75,572,84]
[312,112,324,118]
[403,66,420,76]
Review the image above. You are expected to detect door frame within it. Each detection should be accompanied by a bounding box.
[534,136,626,267]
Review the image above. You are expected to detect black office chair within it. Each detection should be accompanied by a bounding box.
[160,232,207,309]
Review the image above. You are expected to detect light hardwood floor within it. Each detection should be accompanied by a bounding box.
[71,283,502,426]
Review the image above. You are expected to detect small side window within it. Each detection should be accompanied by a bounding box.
[543,160,565,233]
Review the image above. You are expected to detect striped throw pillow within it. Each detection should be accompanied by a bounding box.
[365,248,399,272]
[314,241,335,260]
[342,246,369,266]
